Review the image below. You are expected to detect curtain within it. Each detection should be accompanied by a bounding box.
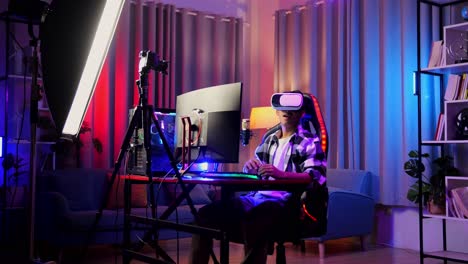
[78,1,243,170]
[274,0,435,205]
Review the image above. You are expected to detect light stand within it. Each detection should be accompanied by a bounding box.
[27,19,42,263]
[86,51,200,263]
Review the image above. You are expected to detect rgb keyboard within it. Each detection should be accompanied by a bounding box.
[199,171,260,180]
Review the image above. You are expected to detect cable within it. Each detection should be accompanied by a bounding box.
[174,183,180,264]
[114,153,128,263]
[134,156,184,251]
[172,151,203,261]
[7,30,25,61]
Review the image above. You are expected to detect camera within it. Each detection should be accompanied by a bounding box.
[138,50,169,75]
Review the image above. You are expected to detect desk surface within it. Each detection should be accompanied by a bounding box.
[122,173,310,264]
[123,174,310,190]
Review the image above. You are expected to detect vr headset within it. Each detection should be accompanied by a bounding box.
[271,92,303,111]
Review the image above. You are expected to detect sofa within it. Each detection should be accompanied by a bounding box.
[35,168,379,257]
[303,168,380,258]
[36,168,213,247]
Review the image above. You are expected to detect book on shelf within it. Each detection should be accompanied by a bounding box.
[434,113,445,141]
[457,74,468,100]
[462,74,468,100]
[427,40,444,68]
[444,74,461,101]
[450,186,468,218]
[447,194,456,217]
[440,46,446,66]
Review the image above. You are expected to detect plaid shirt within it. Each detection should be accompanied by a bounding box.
[255,125,327,186]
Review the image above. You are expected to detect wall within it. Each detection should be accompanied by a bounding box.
[0,0,6,164]
[0,2,5,192]
[375,206,468,253]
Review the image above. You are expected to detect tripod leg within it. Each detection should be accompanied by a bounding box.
[143,105,156,220]
[149,106,222,263]
[82,106,142,260]
[149,107,200,220]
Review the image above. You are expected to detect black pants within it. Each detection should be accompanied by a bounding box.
[189,193,298,264]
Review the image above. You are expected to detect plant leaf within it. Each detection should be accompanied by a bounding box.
[407,181,431,204]
[92,138,103,154]
[404,159,425,177]
[408,150,418,158]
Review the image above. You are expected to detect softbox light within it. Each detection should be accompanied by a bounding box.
[40,0,125,138]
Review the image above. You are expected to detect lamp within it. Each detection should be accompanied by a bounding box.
[41,0,125,138]
[249,106,278,129]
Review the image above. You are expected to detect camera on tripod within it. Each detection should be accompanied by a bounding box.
[138,50,169,75]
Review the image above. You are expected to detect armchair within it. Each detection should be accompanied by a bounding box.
[302,168,379,258]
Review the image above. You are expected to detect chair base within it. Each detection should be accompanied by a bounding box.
[276,244,286,264]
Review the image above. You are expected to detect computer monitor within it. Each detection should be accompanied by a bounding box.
[175,82,243,164]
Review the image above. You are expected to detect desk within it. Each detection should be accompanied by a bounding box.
[122,175,309,264]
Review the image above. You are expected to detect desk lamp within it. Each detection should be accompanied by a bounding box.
[249,106,278,130]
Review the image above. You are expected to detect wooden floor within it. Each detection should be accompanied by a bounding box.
[73,237,456,264]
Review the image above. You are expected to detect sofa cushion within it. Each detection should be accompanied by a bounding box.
[105,174,148,209]
[60,205,202,232]
[41,168,108,211]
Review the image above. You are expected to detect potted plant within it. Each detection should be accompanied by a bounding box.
[405,150,460,214]
[1,153,28,207]
[55,121,103,168]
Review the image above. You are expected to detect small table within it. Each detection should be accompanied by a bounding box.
[122,175,309,264]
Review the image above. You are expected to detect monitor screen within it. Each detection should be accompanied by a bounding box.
[175,82,243,164]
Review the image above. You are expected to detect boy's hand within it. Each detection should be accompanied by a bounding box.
[258,164,283,179]
[243,159,263,173]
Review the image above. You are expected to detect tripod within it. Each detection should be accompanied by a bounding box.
[85,51,200,263]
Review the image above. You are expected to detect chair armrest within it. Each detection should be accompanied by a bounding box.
[36,191,73,238]
[324,190,375,240]
[36,191,72,223]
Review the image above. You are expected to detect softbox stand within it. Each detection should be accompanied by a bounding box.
[28,21,42,263]
[85,51,200,263]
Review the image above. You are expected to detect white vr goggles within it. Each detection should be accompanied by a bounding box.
[270,92,303,111]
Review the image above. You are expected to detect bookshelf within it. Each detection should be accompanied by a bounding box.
[416,1,468,264]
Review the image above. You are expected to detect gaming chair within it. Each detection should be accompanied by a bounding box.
[262,92,329,264]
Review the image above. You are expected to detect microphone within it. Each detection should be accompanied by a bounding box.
[241,119,251,146]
